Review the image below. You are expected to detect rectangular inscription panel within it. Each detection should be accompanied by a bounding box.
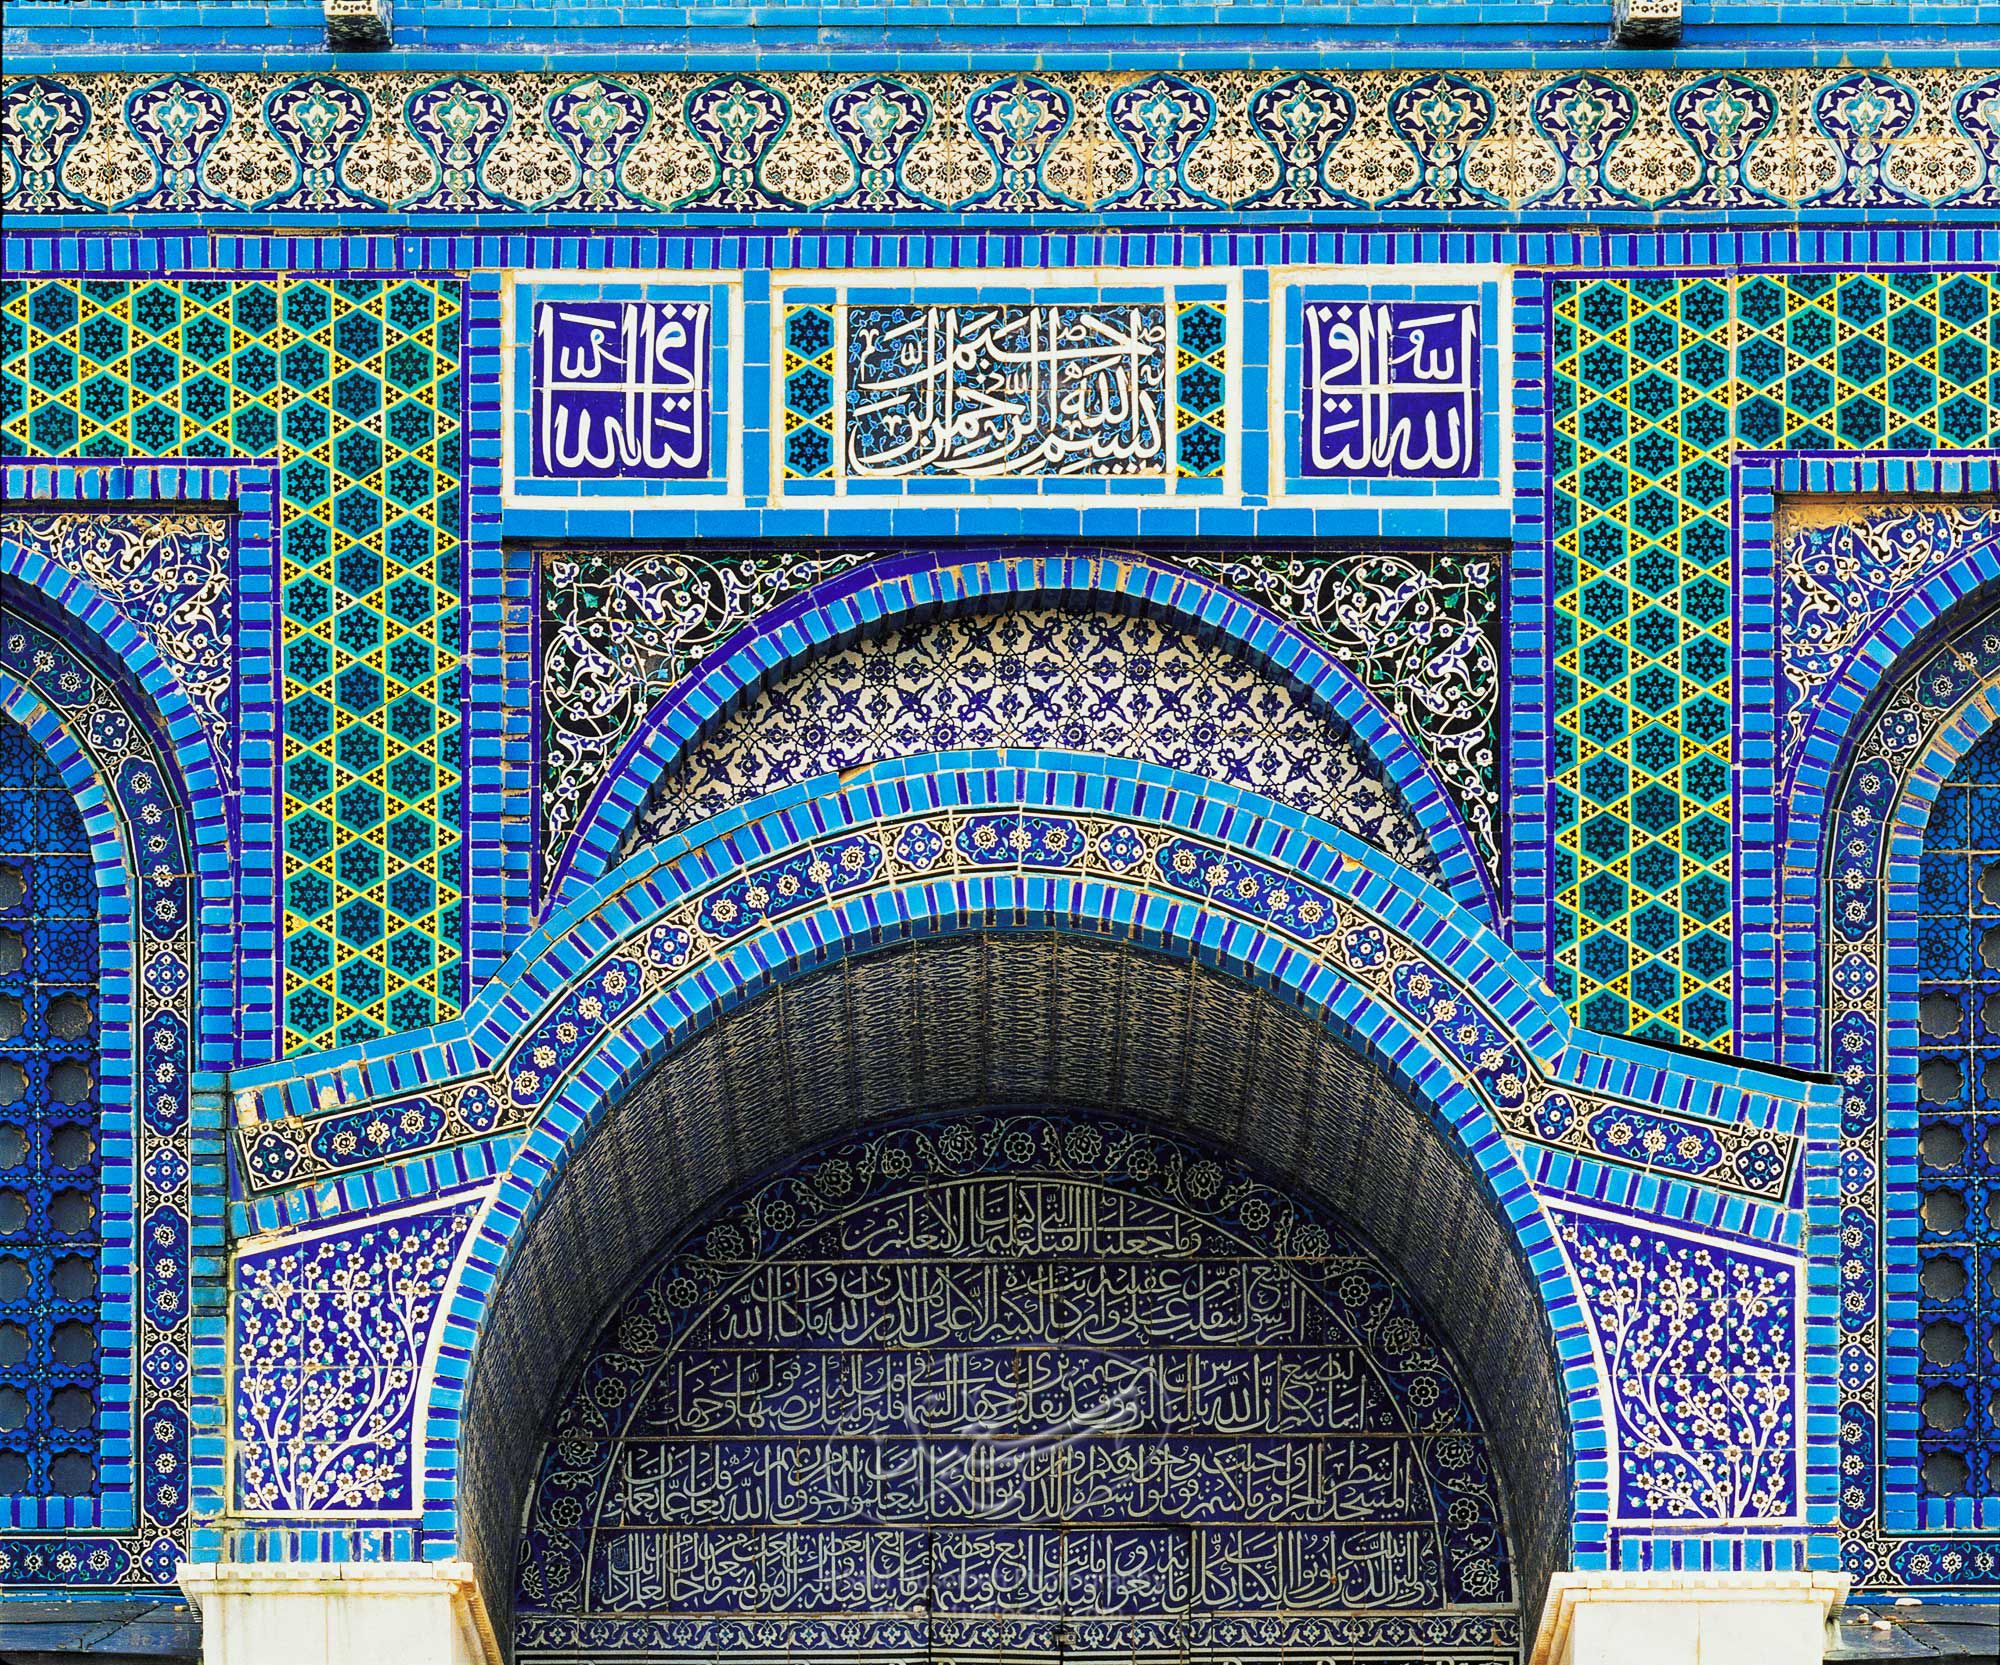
[775,272,1235,499]
[1302,298,1480,481]
[846,303,1170,480]
[532,299,712,481]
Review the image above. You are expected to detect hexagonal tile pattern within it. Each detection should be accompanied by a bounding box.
[1551,270,2000,1052]
[1,276,465,1056]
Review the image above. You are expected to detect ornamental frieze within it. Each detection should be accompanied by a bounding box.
[6,67,2000,218]
[233,799,1800,1204]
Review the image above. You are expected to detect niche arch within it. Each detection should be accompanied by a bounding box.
[1817,583,2000,1587]
[0,578,204,1588]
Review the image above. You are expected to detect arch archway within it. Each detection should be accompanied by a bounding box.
[439,913,1586,1657]
[1815,590,2000,1589]
[333,754,1628,1657]
[514,1091,1527,1663]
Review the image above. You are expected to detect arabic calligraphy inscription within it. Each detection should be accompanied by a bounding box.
[515,1114,1516,1662]
[532,299,712,481]
[846,302,1170,480]
[1303,300,1482,481]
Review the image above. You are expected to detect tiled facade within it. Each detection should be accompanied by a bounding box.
[2,1,1998,1659]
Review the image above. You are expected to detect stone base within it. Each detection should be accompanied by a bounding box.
[179,1561,500,1665]
[1533,1571,1851,1665]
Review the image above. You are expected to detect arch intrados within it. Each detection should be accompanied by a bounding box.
[457,930,1574,1661]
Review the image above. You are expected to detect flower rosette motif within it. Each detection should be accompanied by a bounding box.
[507,957,642,1109]
[308,1095,446,1172]
[1392,961,1530,1111]
[1151,837,1336,938]
[1584,1102,1725,1180]
[954,813,1083,869]
[696,836,881,941]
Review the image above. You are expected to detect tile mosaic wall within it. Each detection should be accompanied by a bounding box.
[0,277,466,1058]
[9,68,2000,221]
[5,213,1993,1610]
[1548,270,2000,1055]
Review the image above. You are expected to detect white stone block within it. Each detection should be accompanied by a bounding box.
[1533,1570,1851,1665]
[179,1561,500,1665]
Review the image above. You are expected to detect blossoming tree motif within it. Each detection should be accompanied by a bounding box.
[234,1200,479,1512]
[1559,1214,1797,1520]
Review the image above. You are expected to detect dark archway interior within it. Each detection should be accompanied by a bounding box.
[457,932,1572,1659]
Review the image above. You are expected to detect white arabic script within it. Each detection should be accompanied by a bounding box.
[1305,301,1478,478]
[534,300,709,477]
[848,303,1168,480]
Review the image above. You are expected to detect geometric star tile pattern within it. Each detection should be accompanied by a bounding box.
[0,276,464,1056]
[1551,271,2000,1054]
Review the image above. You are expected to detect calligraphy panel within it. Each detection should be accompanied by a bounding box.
[515,1113,1517,1665]
[776,275,1233,499]
[506,274,739,506]
[1273,270,1508,505]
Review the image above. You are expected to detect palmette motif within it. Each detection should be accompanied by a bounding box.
[12,66,2000,218]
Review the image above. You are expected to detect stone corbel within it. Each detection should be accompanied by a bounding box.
[324,0,393,51]
[180,1561,502,1665]
[1612,0,1683,47]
